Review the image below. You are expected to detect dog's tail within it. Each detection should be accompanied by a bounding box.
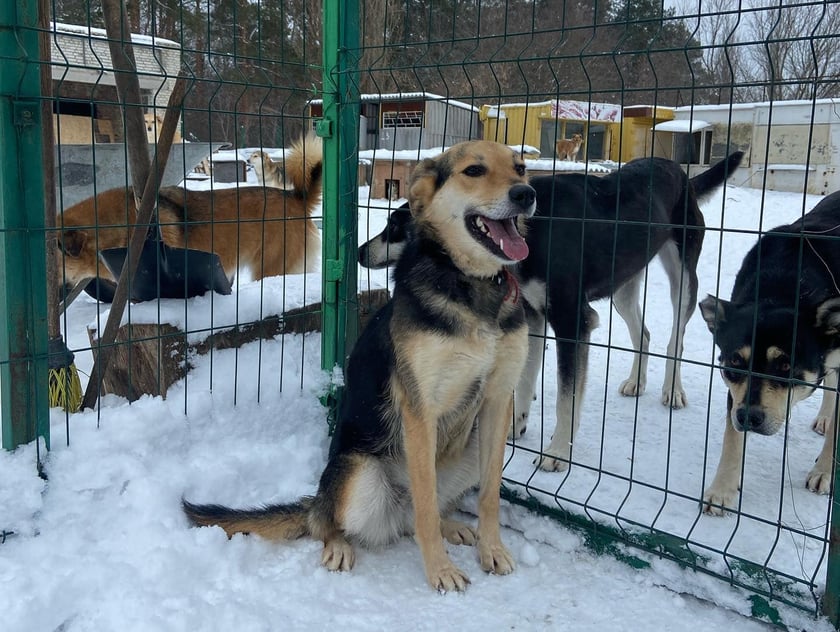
[689,151,744,201]
[182,497,313,540]
[285,135,323,209]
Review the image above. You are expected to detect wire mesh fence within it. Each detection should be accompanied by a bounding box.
[2,0,840,628]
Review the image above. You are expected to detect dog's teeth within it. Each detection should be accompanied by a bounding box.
[475,217,485,229]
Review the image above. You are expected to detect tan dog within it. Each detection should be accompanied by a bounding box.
[56,136,322,288]
[183,140,537,591]
[555,133,583,162]
[144,113,183,144]
[248,150,286,189]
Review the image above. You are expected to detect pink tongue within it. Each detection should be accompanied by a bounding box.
[484,217,529,261]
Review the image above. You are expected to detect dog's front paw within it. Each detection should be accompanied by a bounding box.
[811,415,830,436]
[426,561,471,593]
[806,459,833,494]
[702,485,739,516]
[534,453,570,472]
[618,377,645,397]
[441,519,477,546]
[661,387,688,409]
[478,540,515,576]
[321,537,355,571]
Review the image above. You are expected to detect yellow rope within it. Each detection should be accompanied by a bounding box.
[48,364,83,413]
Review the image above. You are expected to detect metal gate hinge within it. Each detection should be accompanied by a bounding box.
[13,101,39,128]
[315,118,333,138]
[325,258,343,281]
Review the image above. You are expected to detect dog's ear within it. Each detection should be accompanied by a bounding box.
[58,229,88,258]
[698,294,730,334]
[816,297,840,338]
[407,157,439,217]
[408,155,454,217]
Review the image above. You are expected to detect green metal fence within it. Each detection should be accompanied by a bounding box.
[3,0,840,628]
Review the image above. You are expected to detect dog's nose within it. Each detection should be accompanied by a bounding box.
[735,407,764,431]
[509,184,536,211]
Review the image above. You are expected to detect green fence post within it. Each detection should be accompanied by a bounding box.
[0,0,50,450]
[823,404,840,626]
[320,0,360,374]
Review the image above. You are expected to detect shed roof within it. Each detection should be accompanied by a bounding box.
[308,92,480,113]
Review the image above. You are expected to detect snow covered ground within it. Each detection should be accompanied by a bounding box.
[1,156,837,631]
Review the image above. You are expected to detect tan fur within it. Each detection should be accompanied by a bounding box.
[724,368,820,436]
[56,135,322,288]
[555,133,583,162]
[145,113,183,144]
[408,141,532,279]
[248,150,286,189]
[191,506,310,541]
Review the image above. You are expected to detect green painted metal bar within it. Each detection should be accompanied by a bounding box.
[0,0,50,449]
[319,0,360,374]
[823,401,840,626]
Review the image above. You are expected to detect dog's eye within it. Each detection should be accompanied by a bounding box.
[463,164,486,178]
[721,366,745,383]
[729,353,745,367]
[515,163,526,177]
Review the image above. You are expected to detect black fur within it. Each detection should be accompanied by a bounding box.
[358,152,744,471]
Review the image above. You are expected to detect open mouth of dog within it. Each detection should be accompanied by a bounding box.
[467,213,529,261]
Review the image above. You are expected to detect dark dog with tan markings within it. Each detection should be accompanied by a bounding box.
[700,191,840,514]
[183,140,536,591]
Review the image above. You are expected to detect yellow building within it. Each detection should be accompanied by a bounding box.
[480,100,675,162]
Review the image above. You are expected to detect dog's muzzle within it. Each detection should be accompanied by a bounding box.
[733,406,775,435]
[509,183,536,216]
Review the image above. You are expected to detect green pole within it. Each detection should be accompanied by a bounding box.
[0,0,50,449]
[823,401,840,625]
[319,0,360,374]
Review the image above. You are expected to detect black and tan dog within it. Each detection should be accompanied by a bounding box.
[360,153,743,471]
[183,140,536,591]
[699,191,840,515]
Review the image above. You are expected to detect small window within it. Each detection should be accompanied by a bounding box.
[385,179,400,200]
[673,130,713,165]
[382,110,423,128]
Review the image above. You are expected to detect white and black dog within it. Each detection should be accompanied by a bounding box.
[699,192,840,514]
[359,152,743,471]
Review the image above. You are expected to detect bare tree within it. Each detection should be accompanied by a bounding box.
[744,0,840,101]
[677,0,748,104]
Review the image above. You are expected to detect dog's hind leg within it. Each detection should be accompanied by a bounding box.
[537,304,599,472]
[512,311,547,438]
[658,240,696,408]
[613,272,650,398]
[812,370,838,435]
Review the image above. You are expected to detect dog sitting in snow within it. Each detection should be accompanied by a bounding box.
[183,140,536,592]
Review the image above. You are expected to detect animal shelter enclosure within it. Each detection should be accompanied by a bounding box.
[3,0,840,628]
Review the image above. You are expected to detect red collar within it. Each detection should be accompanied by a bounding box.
[501,267,519,304]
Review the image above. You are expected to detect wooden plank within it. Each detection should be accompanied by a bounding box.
[87,289,390,401]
